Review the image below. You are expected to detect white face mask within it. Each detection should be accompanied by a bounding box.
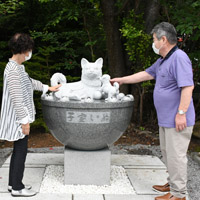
[152,43,160,55]
[25,51,32,61]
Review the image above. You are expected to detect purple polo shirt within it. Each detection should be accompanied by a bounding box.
[146,46,195,128]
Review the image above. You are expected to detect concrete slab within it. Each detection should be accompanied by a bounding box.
[74,194,104,200]
[4,153,64,166]
[105,194,189,200]
[0,168,9,193]
[3,154,166,169]
[124,165,166,169]
[111,155,165,168]
[0,167,45,193]
[105,194,157,200]
[0,193,72,200]
[126,169,168,195]
[2,163,46,168]
[2,163,10,168]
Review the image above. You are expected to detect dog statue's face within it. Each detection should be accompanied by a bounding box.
[81,58,103,80]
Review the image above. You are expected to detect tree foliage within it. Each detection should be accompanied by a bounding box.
[0,0,200,129]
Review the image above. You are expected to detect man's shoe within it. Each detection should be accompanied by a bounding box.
[11,188,36,197]
[153,183,170,192]
[8,185,32,192]
[155,192,186,200]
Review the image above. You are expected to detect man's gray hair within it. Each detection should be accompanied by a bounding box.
[151,22,177,44]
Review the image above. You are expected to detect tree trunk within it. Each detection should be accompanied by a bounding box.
[100,0,128,93]
[144,0,160,34]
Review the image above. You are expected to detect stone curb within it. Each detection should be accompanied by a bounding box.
[190,152,200,165]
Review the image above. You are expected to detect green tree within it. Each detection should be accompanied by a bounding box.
[1,0,200,129]
[120,10,157,124]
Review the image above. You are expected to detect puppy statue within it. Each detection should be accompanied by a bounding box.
[101,74,119,102]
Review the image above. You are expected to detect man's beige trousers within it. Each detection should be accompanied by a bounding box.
[159,126,193,198]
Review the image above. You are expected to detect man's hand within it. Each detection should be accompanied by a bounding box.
[110,78,123,86]
[175,113,187,132]
[22,123,30,135]
[49,84,62,92]
[110,71,154,86]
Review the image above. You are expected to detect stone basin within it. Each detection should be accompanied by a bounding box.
[41,99,133,150]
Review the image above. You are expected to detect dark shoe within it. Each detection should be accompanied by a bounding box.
[11,188,36,197]
[8,184,32,192]
[153,182,170,192]
[155,192,186,200]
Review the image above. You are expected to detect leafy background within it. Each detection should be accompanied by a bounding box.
[0,0,200,131]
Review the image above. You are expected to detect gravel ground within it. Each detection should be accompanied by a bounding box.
[40,165,135,194]
[0,144,199,200]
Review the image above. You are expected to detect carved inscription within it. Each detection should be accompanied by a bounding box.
[66,111,110,124]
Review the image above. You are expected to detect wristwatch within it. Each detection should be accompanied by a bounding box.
[178,110,186,115]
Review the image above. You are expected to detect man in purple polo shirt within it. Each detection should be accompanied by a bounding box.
[111,22,195,200]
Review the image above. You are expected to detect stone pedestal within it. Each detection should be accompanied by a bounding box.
[64,147,111,186]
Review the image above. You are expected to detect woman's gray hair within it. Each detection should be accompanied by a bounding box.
[151,22,177,44]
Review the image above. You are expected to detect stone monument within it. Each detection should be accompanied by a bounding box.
[41,58,134,186]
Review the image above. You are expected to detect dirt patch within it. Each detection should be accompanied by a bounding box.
[0,132,63,149]
[115,123,160,146]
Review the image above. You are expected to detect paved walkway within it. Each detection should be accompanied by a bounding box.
[0,152,187,200]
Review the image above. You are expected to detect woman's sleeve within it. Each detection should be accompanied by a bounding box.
[30,77,44,91]
[7,70,29,124]
[30,77,49,97]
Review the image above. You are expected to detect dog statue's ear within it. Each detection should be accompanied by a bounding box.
[81,58,89,69]
[95,58,103,68]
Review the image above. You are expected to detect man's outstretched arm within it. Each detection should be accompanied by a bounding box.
[110,71,154,86]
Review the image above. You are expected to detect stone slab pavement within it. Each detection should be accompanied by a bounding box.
[0,153,188,200]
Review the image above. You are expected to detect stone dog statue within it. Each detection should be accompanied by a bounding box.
[101,74,119,102]
[50,58,103,102]
[45,57,134,102]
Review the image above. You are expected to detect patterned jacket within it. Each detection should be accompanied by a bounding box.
[0,60,48,141]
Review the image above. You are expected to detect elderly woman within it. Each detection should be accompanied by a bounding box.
[0,33,60,197]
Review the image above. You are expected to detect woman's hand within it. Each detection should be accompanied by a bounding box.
[22,123,30,135]
[49,84,62,92]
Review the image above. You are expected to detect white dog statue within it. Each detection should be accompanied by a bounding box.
[101,74,119,102]
[43,57,134,103]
